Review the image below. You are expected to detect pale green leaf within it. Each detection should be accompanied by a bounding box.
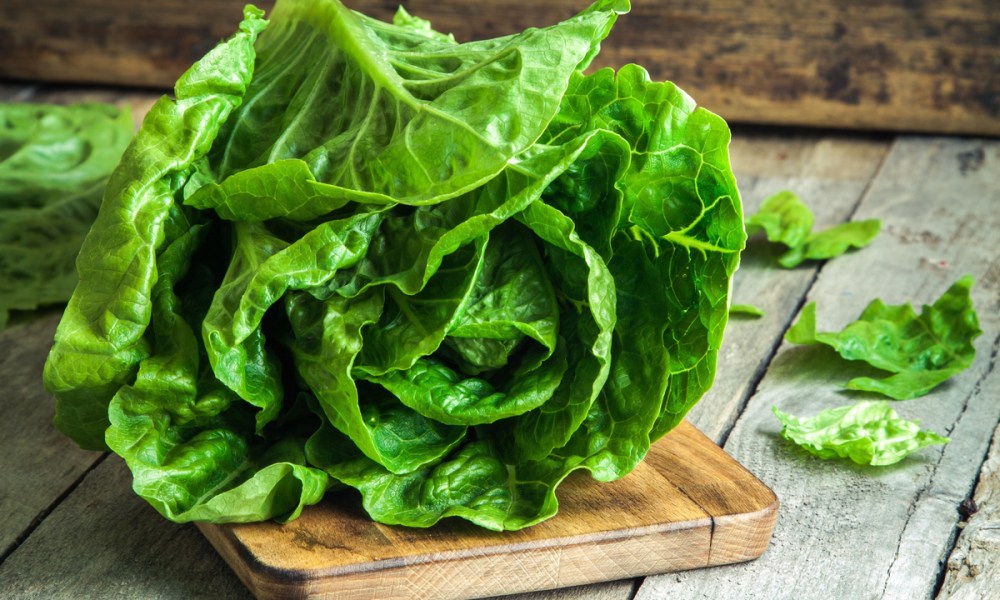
[773,401,949,466]
[786,276,981,399]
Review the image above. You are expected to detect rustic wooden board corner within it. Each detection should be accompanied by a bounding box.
[196,420,777,600]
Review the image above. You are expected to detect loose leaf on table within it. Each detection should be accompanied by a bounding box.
[0,102,133,329]
[745,190,881,268]
[773,401,949,466]
[44,0,746,531]
[785,275,981,399]
[730,303,765,318]
[745,190,813,249]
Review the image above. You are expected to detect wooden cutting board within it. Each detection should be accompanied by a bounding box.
[197,420,778,599]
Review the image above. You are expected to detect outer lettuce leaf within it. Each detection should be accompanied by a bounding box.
[541,65,743,456]
[773,401,949,466]
[44,6,268,450]
[45,0,745,531]
[186,0,627,215]
[0,102,133,329]
[746,190,880,268]
[786,276,981,399]
[105,212,328,522]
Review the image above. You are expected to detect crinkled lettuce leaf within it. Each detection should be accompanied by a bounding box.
[44,0,744,530]
[0,102,132,329]
[786,275,981,400]
[773,401,949,466]
[45,6,270,452]
[746,190,880,268]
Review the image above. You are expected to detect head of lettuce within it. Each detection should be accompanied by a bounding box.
[43,0,745,531]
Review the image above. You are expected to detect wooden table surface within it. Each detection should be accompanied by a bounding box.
[1,82,998,600]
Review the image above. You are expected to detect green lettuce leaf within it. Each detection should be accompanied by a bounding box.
[773,401,949,466]
[44,5,268,451]
[746,190,880,268]
[786,275,981,399]
[0,102,133,329]
[44,0,745,531]
[730,303,765,318]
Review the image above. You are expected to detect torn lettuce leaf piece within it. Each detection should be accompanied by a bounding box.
[44,5,269,452]
[745,190,813,250]
[773,401,949,466]
[0,102,133,329]
[391,5,456,43]
[44,0,745,531]
[786,275,981,400]
[778,220,881,268]
[730,303,765,318]
[745,190,880,268]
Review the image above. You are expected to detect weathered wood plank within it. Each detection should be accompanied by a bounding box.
[0,312,103,560]
[938,421,1000,599]
[0,0,262,89]
[686,130,892,442]
[636,137,1000,599]
[486,581,636,600]
[594,0,1000,136]
[0,456,252,599]
[3,1,998,135]
[0,87,161,560]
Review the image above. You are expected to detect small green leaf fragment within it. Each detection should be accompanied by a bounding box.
[785,276,981,399]
[746,190,880,268]
[773,401,949,466]
[730,303,765,318]
[746,190,813,249]
[779,219,882,268]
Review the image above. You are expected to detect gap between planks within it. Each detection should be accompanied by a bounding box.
[717,133,896,449]
[0,453,110,566]
[934,329,1000,599]
[640,135,1000,599]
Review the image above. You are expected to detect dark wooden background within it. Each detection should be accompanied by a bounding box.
[2,1,999,132]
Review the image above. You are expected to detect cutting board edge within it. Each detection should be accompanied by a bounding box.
[195,420,779,599]
[196,490,777,600]
[708,492,779,566]
[197,515,713,577]
[200,518,726,600]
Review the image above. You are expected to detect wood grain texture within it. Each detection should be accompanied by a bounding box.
[0,456,253,599]
[197,422,777,600]
[939,421,1000,599]
[0,0,269,89]
[636,136,1000,599]
[2,0,998,135]
[0,311,102,559]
